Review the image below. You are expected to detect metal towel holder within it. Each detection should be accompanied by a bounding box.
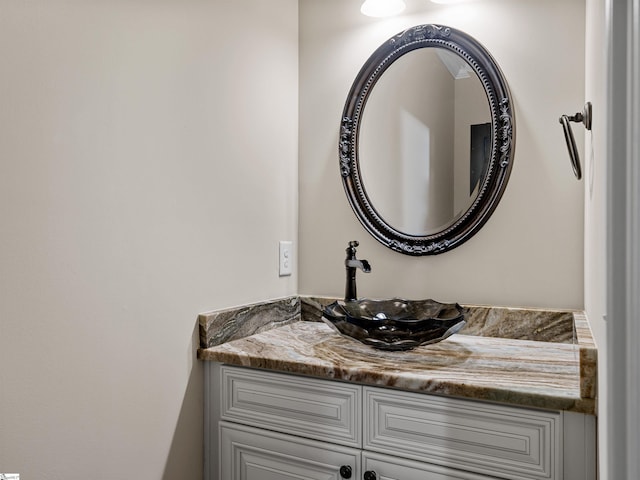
[559,102,592,180]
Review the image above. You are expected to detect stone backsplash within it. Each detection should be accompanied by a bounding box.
[199,295,578,348]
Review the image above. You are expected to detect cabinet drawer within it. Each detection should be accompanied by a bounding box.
[220,365,361,447]
[364,387,561,480]
[220,422,361,480]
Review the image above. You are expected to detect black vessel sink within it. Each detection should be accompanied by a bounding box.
[322,298,466,351]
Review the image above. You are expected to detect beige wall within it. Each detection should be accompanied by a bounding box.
[584,0,608,476]
[0,1,298,478]
[299,0,585,309]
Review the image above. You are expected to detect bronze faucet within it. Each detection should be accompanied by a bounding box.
[344,241,371,301]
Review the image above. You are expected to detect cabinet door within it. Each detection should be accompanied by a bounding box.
[220,421,360,480]
[363,451,498,480]
[364,387,560,480]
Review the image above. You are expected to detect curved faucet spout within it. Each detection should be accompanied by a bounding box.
[346,258,371,273]
[360,259,371,272]
[344,241,371,301]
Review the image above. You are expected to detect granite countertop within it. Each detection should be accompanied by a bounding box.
[198,313,596,415]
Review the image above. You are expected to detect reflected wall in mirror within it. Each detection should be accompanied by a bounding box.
[340,24,514,255]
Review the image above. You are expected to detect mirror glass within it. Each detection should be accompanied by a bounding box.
[340,24,514,255]
[359,48,491,236]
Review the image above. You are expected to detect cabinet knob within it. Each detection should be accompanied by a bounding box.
[364,471,377,480]
[339,465,352,478]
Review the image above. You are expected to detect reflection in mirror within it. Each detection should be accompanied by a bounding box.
[359,48,491,235]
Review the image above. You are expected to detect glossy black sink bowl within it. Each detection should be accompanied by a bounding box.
[322,298,466,351]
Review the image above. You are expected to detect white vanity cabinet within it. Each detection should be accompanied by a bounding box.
[205,363,596,480]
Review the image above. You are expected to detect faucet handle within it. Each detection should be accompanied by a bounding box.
[346,240,359,259]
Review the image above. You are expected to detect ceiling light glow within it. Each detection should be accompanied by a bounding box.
[361,0,406,17]
[430,0,475,4]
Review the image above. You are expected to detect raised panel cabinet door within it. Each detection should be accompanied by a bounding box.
[364,387,561,479]
[220,365,362,447]
[220,421,361,480]
[363,451,499,480]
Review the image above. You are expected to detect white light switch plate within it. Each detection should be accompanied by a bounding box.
[279,241,293,276]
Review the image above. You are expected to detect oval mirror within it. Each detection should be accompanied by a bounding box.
[340,24,515,255]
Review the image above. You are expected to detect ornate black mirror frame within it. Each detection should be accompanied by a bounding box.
[339,24,515,256]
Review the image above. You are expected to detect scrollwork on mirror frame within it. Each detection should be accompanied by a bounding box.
[339,24,516,256]
[340,117,353,177]
[390,24,451,47]
[389,239,451,255]
[499,98,513,168]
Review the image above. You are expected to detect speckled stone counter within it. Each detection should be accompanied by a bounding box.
[198,319,596,415]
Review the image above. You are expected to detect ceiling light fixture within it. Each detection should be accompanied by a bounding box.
[361,0,406,17]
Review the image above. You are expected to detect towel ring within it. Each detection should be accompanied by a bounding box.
[559,102,592,180]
